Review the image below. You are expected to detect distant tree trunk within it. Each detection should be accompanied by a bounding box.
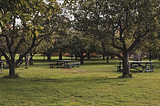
[46,54,51,61]
[149,52,152,61]
[59,51,62,60]
[102,54,105,60]
[158,54,160,61]
[111,55,115,59]
[75,53,78,60]
[106,56,109,63]
[80,52,85,64]
[25,55,29,69]
[87,52,90,60]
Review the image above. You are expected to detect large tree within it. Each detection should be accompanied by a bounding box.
[64,0,160,77]
[0,0,60,77]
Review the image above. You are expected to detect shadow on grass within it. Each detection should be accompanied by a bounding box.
[0,75,128,86]
[32,59,119,66]
[25,75,130,86]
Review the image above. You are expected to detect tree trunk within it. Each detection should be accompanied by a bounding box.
[111,55,115,59]
[87,53,90,60]
[75,53,78,60]
[80,53,84,64]
[8,56,16,78]
[25,55,29,69]
[29,52,36,65]
[102,54,105,61]
[46,54,51,61]
[122,53,132,78]
[106,56,109,63]
[59,51,62,60]
[149,52,152,61]
[9,64,16,77]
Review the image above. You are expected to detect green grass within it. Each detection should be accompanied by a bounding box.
[0,55,160,106]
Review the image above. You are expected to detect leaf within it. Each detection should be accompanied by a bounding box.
[34,31,39,37]
[39,26,44,30]
[0,21,4,26]
[0,27,2,34]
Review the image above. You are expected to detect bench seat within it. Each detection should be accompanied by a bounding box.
[65,63,80,68]
[50,63,63,68]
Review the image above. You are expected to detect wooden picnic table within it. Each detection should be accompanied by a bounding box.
[117,61,154,72]
[56,60,80,68]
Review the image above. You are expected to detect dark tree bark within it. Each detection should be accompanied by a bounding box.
[59,51,62,60]
[47,55,51,61]
[80,52,85,64]
[29,52,36,64]
[102,54,105,61]
[149,52,152,61]
[9,64,16,77]
[87,52,90,60]
[9,56,16,77]
[106,56,109,63]
[122,52,132,78]
[25,55,29,69]
[75,53,78,60]
[42,52,52,61]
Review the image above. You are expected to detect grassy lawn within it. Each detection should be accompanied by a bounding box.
[0,55,160,106]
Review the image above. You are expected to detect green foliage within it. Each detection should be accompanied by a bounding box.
[63,0,160,76]
[141,32,160,56]
[0,0,63,77]
[68,31,101,54]
[53,30,101,55]
[64,0,160,52]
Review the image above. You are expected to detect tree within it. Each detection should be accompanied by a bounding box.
[67,31,100,64]
[38,34,56,61]
[0,0,60,77]
[141,32,160,61]
[64,0,160,77]
[37,15,71,61]
[54,35,70,60]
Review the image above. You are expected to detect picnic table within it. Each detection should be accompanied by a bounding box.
[50,60,80,68]
[117,61,154,72]
[57,60,80,68]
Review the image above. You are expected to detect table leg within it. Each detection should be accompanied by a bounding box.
[151,63,153,70]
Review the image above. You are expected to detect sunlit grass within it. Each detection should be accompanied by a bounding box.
[0,55,160,106]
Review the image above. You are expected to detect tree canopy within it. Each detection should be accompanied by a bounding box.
[64,0,160,77]
[0,0,61,77]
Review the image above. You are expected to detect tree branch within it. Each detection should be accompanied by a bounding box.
[101,40,123,61]
[14,37,24,54]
